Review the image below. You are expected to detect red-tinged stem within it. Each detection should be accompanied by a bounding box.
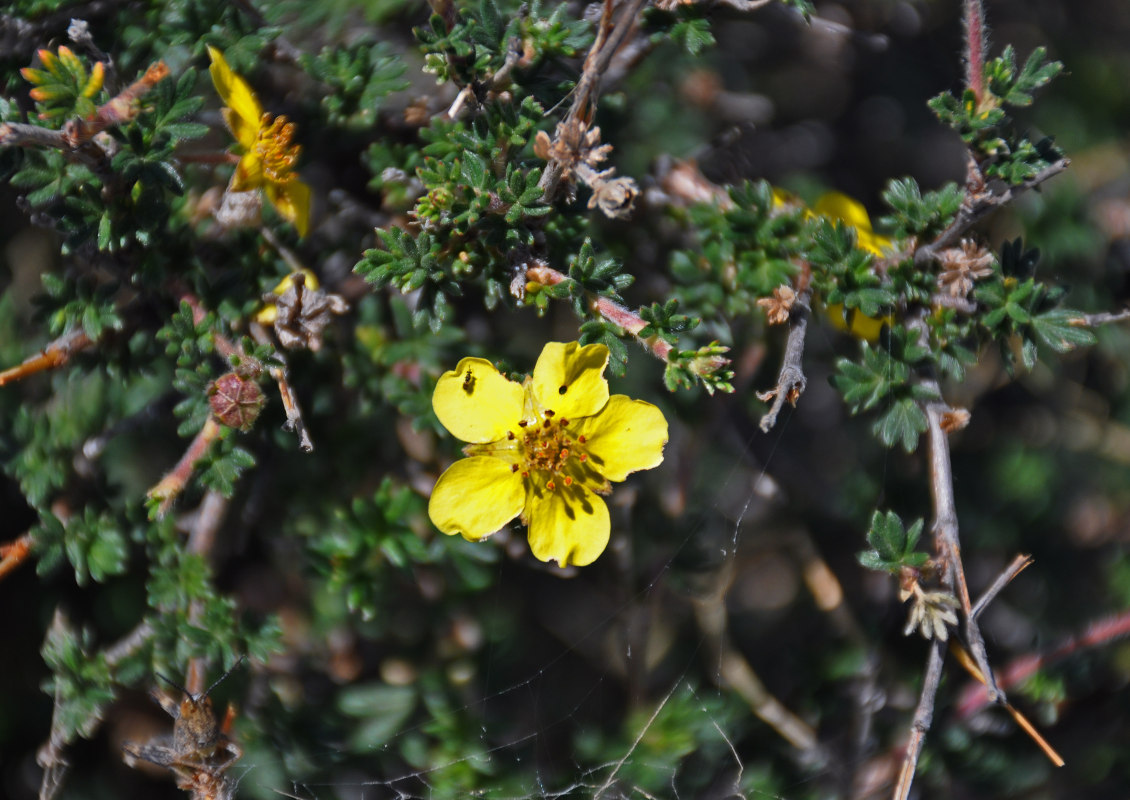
[525,263,675,363]
[147,417,223,518]
[964,0,987,105]
[957,609,1130,718]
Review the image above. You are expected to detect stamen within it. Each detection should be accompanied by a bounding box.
[545,409,555,417]
[546,480,556,491]
[578,435,587,443]
[511,464,518,472]
[507,431,515,440]
[563,476,573,486]
[518,420,528,427]
[579,454,587,462]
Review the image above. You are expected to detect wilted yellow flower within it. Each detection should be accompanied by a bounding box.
[207,46,311,237]
[429,342,668,567]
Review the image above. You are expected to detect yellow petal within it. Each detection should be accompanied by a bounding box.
[813,192,890,256]
[429,457,525,539]
[574,395,667,482]
[223,107,259,151]
[526,484,610,567]
[207,46,263,133]
[433,357,525,443]
[232,150,264,191]
[266,179,312,238]
[530,341,610,420]
[824,303,890,342]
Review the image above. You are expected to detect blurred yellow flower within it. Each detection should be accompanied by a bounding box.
[207,46,311,237]
[812,192,892,341]
[429,342,668,567]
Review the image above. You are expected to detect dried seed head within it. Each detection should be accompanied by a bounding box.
[757,285,798,325]
[266,271,350,352]
[209,372,266,431]
[937,239,995,298]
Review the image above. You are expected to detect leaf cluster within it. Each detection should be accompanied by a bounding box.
[928,46,1064,184]
[857,510,930,574]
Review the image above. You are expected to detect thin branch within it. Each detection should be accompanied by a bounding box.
[924,394,1000,702]
[893,386,1008,800]
[957,608,1130,719]
[0,533,32,582]
[147,417,224,518]
[525,261,677,364]
[1069,308,1130,327]
[758,290,810,432]
[970,553,1033,621]
[892,638,945,800]
[539,0,649,200]
[915,158,1070,266]
[931,294,978,314]
[949,642,1064,767]
[0,328,94,387]
[103,619,156,667]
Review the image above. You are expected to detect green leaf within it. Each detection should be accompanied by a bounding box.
[1029,309,1096,353]
[873,397,927,452]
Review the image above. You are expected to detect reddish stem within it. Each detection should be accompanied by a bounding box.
[525,263,675,362]
[147,418,223,517]
[956,609,1130,718]
[964,0,987,104]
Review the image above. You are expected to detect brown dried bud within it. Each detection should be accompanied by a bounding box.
[267,272,350,352]
[209,372,266,431]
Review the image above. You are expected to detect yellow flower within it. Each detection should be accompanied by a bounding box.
[428,342,668,567]
[813,192,893,342]
[207,46,311,237]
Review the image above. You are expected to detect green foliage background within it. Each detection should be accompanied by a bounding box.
[3,1,1130,799]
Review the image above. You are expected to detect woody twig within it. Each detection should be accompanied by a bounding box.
[0,328,93,387]
[757,288,811,432]
[525,261,675,364]
[538,0,648,205]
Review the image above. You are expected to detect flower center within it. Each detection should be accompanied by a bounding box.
[514,411,588,491]
[254,113,301,183]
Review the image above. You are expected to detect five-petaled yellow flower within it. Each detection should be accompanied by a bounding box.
[207,45,311,237]
[429,342,668,567]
